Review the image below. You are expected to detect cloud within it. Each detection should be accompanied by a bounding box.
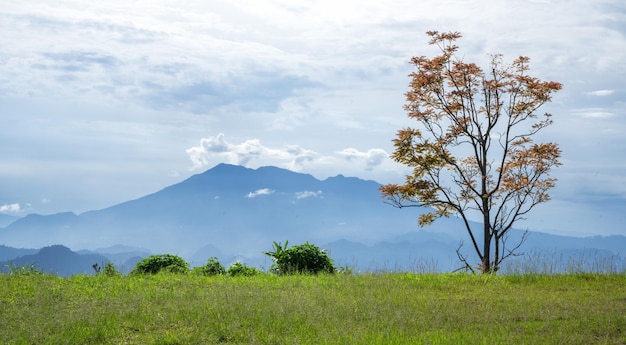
[246,188,274,198]
[186,133,319,170]
[284,145,318,170]
[295,190,323,199]
[36,51,119,72]
[337,148,389,170]
[575,108,616,119]
[0,203,22,214]
[143,73,318,114]
[586,90,615,96]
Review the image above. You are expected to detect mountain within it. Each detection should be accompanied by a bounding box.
[0,163,424,256]
[325,230,626,273]
[0,244,38,261]
[82,245,152,274]
[0,245,109,277]
[0,163,624,273]
[86,244,152,263]
[0,214,20,227]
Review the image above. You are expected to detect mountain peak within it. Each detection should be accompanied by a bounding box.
[38,244,74,255]
[209,163,251,172]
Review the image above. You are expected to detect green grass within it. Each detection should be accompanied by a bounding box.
[1,273,625,344]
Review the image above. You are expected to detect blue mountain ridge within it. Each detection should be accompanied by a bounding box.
[1,163,624,273]
[0,245,109,277]
[0,244,38,261]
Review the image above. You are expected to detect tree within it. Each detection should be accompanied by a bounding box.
[380,31,562,273]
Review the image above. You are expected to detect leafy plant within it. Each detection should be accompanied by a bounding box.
[337,265,355,275]
[131,254,189,275]
[263,241,335,275]
[227,262,260,277]
[263,240,289,274]
[103,262,121,277]
[4,262,43,276]
[193,257,226,276]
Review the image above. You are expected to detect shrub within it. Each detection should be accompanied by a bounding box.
[264,241,335,275]
[192,257,226,276]
[227,261,260,277]
[103,262,121,277]
[131,254,189,275]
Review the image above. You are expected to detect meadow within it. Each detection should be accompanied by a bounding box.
[1,272,625,344]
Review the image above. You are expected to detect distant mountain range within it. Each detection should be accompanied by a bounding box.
[0,244,149,276]
[0,245,108,276]
[1,163,625,274]
[0,244,37,261]
[0,163,430,256]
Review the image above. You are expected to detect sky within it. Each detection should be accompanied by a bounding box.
[1,0,625,237]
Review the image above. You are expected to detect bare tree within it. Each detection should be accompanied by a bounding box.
[380,31,562,273]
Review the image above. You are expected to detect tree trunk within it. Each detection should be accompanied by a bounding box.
[482,193,492,273]
[482,215,491,273]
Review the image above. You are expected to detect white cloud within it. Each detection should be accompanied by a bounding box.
[586,90,615,96]
[0,203,22,214]
[186,133,319,171]
[575,109,616,119]
[337,148,389,170]
[295,190,323,199]
[246,188,274,198]
[284,145,318,170]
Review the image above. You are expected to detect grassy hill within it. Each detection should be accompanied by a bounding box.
[1,273,625,344]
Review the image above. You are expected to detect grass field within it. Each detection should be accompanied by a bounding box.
[1,272,625,344]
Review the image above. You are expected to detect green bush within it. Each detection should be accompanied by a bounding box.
[131,254,190,275]
[192,257,226,276]
[264,241,335,275]
[103,262,121,277]
[227,262,260,277]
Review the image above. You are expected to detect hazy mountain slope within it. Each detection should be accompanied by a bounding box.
[0,244,38,261]
[0,214,20,228]
[1,163,624,274]
[0,245,109,277]
[0,164,424,255]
